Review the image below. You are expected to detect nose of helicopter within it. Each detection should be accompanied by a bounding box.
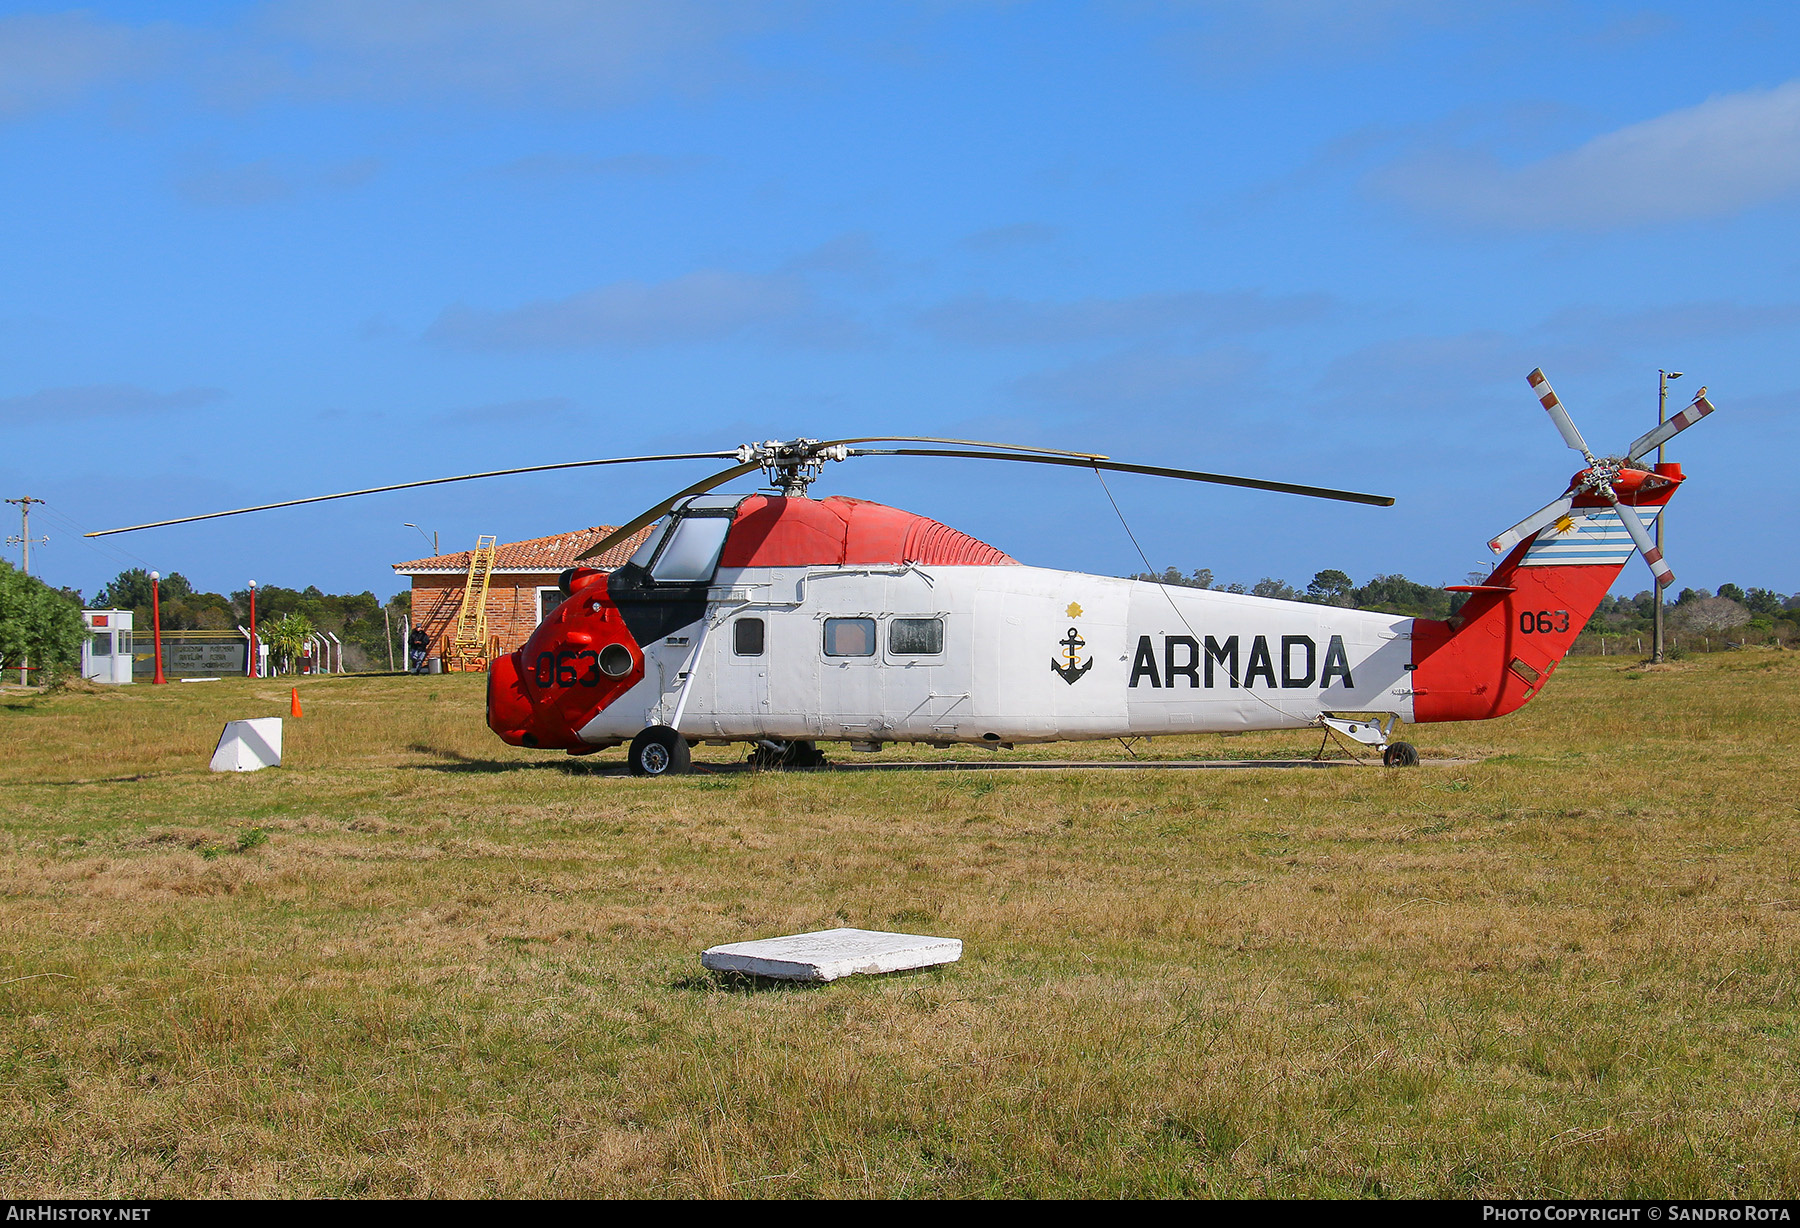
[486,651,539,746]
[486,571,647,750]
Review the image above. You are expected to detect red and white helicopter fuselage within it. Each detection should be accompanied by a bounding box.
[488,465,1682,772]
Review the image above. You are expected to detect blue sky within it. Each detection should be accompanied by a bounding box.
[3,0,1795,603]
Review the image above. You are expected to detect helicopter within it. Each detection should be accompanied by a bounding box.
[92,369,1715,776]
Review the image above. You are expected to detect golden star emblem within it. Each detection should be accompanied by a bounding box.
[1066,602,1083,618]
[1554,514,1576,534]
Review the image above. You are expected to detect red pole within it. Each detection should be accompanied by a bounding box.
[248,580,258,678]
[150,571,166,685]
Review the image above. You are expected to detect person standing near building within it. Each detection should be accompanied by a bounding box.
[408,627,429,674]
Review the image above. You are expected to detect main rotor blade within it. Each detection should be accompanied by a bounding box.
[1487,493,1574,556]
[820,436,1108,460]
[84,451,741,538]
[1602,488,1674,589]
[1527,368,1595,464]
[573,460,765,562]
[847,448,1395,506]
[1626,389,1716,461]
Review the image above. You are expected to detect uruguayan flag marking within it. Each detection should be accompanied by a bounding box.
[1521,505,1662,567]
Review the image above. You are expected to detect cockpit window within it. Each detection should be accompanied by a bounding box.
[626,519,670,571]
[823,617,876,657]
[649,515,732,584]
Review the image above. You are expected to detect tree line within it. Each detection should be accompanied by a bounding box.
[1131,567,1800,645]
[0,566,416,684]
[1129,567,1466,619]
[85,569,413,672]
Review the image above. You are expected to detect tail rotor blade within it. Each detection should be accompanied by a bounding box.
[1487,494,1574,556]
[1527,368,1595,464]
[1602,488,1674,589]
[1626,388,1716,462]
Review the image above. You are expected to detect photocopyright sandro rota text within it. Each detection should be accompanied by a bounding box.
[1480,1206,1796,1222]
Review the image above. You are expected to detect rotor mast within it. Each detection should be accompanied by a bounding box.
[737,439,849,497]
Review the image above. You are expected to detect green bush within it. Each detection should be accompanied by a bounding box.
[0,561,84,686]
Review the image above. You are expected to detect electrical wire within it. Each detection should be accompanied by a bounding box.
[1092,465,1301,724]
[26,503,156,577]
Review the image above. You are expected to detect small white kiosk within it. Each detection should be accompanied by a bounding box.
[82,610,135,685]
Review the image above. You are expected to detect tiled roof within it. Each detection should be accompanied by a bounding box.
[393,525,655,574]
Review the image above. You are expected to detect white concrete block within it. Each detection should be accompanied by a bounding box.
[210,718,283,772]
[701,927,962,982]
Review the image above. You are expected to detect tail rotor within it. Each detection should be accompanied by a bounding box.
[1489,368,1719,590]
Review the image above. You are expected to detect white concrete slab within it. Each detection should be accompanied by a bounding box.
[701,927,962,982]
[210,717,283,772]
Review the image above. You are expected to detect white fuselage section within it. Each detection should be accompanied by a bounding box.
[578,564,1417,746]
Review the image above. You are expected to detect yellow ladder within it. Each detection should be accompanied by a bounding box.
[447,536,498,671]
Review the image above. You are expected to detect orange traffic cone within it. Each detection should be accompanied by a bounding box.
[291,687,302,719]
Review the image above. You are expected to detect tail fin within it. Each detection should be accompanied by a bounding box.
[1411,465,1681,723]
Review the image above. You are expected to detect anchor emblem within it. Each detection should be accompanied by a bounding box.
[1051,626,1093,685]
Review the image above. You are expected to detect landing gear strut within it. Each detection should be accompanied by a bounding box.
[747,739,828,769]
[1318,713,1421,767]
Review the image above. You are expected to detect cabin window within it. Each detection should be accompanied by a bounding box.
[734,617,764,656]
[650,515,731,584]
[823,617,876,657]
[889,617,943,655]
[90,633,112,656]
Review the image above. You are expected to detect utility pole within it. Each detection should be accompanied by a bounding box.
[5,496,47,574]
[1651,371,1681,663]
[6,497,49,685]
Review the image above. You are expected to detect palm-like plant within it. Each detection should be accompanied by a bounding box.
[263,613,315,676]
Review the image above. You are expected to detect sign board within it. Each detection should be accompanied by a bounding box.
[135,639,248,677]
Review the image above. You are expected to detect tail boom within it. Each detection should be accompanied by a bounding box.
[1410,464,1681,723]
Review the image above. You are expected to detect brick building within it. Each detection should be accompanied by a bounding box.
[393,525,653,665]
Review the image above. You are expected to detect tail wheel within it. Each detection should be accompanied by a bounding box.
[628,726,691,777]
[1382,742,1420,768]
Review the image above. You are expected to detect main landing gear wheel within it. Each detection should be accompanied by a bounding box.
[1382,742,1420,768]
[628,726,691,777]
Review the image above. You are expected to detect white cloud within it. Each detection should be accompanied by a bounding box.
[172,155,381,207]
[0,385,224,422]
[1011,344,1266,410]
[0,10,168,118]
[247,0,775,107]
[0,2,787,121]
[487,153,702,182]
[961,222,1060,252]
[1375,81,1800,229]
[1156,0,1496,79]
[428,270,859,350]
[918,289,1330,346]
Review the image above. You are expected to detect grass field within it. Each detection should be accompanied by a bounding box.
[2,652,1798,1198]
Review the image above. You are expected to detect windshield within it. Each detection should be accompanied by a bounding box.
[649,515,733,583]
[625,519,670,570]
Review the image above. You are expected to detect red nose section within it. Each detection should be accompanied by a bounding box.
[486,571,645,749]
[486,652,538,745]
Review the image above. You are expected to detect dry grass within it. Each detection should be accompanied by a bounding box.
[2,654,1798,1198]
